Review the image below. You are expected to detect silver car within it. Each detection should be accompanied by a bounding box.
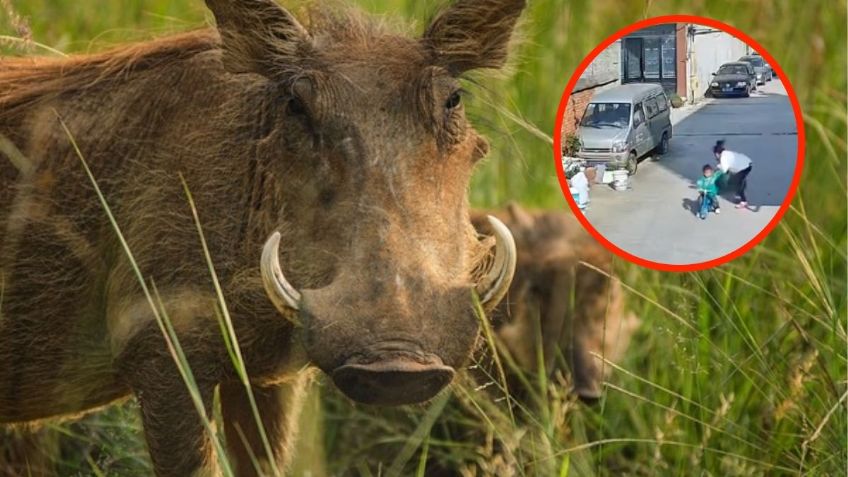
[739,55,772,84]
[577,83,673,175]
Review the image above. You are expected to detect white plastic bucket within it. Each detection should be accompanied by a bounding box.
[612,170,629,190]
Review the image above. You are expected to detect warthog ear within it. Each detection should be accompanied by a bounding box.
[423,0,526,75]
[506,201,534,230]
[205,0,310,76]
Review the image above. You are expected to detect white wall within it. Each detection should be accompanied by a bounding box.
[575,40,621,92]
[690,29,750,101]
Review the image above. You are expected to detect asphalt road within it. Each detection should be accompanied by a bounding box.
[581,79,798,265]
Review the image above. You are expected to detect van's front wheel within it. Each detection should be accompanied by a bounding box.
[626,152,638,175]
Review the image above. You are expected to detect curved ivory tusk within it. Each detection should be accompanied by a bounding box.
[476,215,517,309]
[261,232,302,312]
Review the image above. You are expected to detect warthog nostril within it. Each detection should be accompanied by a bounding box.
[331,355,455,406]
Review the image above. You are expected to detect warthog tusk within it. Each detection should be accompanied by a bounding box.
[261,232,302,312]
[476,215,517,309]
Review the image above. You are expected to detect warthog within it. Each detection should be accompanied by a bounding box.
[473,204,639,402]
[0,0,526,475]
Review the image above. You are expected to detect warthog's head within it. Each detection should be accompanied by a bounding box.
[205,0,525,405]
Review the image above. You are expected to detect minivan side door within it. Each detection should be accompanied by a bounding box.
[631,102,650,156]
[656,92,672,139]
[644,95,662,147]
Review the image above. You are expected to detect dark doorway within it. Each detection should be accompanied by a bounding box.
[621,25,679,94]
[624,38,643,81]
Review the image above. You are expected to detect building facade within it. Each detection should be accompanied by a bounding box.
[620,23,750,102]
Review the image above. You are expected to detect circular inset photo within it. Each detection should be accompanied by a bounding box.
[554,16,804,271]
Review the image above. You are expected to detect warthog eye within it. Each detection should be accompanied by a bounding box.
[287,96,307,116]
[445,90,463,110]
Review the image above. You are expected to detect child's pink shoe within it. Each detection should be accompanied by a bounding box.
[735,202,748,209]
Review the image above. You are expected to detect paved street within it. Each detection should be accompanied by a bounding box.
[581,79,798,265]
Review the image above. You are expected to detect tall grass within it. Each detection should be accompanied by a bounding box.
[1,0,845,475]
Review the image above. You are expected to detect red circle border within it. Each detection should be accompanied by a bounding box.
[552,14,806,272]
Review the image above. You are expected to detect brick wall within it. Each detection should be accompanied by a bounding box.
[560,89,594,150]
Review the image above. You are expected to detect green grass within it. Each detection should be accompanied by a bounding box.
[2,0,846,475]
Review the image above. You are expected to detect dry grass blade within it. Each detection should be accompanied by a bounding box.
[534,438,798,473]
[581,261,775,401]
[386,392,450,477]
[472,292,516,425]
[180,175,281,477]
[603,383,772,456]
[593,353,772,449]
[798,389,848,472]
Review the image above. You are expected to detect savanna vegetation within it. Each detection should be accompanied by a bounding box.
[1,0,845,475]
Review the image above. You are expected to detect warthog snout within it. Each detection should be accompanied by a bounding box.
[331,343,454,405]
[259,216,517,405]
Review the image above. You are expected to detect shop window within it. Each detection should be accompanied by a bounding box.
[662,36,676,79]
[643,38,660,79]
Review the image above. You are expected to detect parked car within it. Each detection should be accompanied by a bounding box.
[710,62,757,98]
[739,55,772,84]
[576,83,672,175]
[751,52,776,77]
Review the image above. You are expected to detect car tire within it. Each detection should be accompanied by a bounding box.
[657,133,669,155]
[626,152,638,176]
[743,86,750,98]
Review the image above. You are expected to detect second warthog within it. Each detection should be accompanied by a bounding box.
[473,204,639,402]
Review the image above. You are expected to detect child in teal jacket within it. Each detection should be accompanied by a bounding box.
[696,164,723,219]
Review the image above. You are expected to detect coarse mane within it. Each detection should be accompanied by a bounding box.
[0,4,408,116]
[0,31,218,115]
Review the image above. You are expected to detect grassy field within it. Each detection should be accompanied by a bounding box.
[2,0,846,475]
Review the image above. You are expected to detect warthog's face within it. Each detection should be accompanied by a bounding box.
[206,0,525,405]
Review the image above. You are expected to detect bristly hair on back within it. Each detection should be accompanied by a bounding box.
[0,31,219,117]
[0,2,413,117]
[0,0,525,118]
